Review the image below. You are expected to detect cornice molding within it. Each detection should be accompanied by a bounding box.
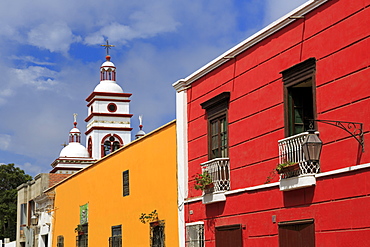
[85,126,133,135]
[85,113,133,122]
[86,91,132,102]
[87,98,131,107]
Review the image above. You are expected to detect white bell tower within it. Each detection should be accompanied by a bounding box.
[85,41,132,159]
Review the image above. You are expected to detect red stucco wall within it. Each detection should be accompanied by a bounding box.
[186,0,370,246]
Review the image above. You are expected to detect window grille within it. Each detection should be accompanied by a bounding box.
[57,235,64,247]
[76,224,88,247]
[76,235,88,247]
[109,236,122,247]
[109,225,122,247]
[186,224,204,247]
[150,221,165,247]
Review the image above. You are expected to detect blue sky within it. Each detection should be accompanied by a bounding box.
[0,0,307,177]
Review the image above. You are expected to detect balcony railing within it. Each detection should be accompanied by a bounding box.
[278,132,320,179]
[200,158,230,192]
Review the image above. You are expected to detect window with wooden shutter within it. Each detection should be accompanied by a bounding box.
[278,219,315,247]
[201,92,230,160]
[282,58,317,137]
[215,224,242,247]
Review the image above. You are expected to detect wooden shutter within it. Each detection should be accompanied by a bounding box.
[278,219,315,247]
[215,224,242,247]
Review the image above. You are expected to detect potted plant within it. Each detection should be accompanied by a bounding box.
[194,171,213,191]
[276,161,299,174]
[75,225,84,235]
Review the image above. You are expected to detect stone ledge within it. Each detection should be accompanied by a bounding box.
[202,191,226,204]
[279,174,316,191]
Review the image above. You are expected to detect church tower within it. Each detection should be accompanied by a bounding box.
[85,42,133,159]
[51,114,95,173]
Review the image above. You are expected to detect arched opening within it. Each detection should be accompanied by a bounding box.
[101,135,123,157]
[88,137,93,157]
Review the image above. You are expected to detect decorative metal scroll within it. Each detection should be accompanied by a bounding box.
[310,119,364,152]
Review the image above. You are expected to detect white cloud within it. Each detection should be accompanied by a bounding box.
[27,22,80,54]
[0,134,11,150]
[13,66,58,90]
[11,56,56,66]
[84,23,134,45]
[16,162,43,177]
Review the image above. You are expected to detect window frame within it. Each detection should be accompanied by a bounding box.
[57,235,64,247]
[109,225,122,247]
[186,222,204,247]
[122,170,129,197]
[278,219,315,247]
[281,58,317,137]
[150,220,165,247]
[201,92,230,160]
[76,223,88,247]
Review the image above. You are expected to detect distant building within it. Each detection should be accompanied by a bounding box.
[48,121,178,247]
[16,173,67,247]
[174,0,370,246]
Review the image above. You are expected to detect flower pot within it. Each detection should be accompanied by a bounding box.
[276,163,299,174]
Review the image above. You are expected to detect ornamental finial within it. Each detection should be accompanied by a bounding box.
[73,113,78,127]
[139,115,143,130]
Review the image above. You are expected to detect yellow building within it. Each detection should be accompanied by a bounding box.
[48,120,178,247]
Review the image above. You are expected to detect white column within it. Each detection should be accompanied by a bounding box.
[174,80,188,247]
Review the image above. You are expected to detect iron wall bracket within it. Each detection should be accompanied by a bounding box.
[310,119,364,152]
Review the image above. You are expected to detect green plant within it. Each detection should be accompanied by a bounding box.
[194,171,213,190]
[276,161,297,172]
[139,210,158,224]
[75,225,84,233]
[265,169,277,184]
[265,161,298,184]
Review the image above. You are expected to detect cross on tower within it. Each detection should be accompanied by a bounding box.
[101,40,115,55]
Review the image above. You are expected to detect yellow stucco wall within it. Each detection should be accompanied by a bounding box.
[50,121,178,246]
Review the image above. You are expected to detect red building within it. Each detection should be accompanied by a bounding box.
[173,0,370,246]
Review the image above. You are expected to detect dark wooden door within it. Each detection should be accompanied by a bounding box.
[215,224,242,247]
[279,221,315,247]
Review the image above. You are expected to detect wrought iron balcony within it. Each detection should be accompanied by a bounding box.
[278,132,320,190]
[200,158,230,193]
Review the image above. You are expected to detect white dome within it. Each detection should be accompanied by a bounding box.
[94,81,123,93]
[101,60,115,68]
[60,143,90,158]
[70,127,80,133]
